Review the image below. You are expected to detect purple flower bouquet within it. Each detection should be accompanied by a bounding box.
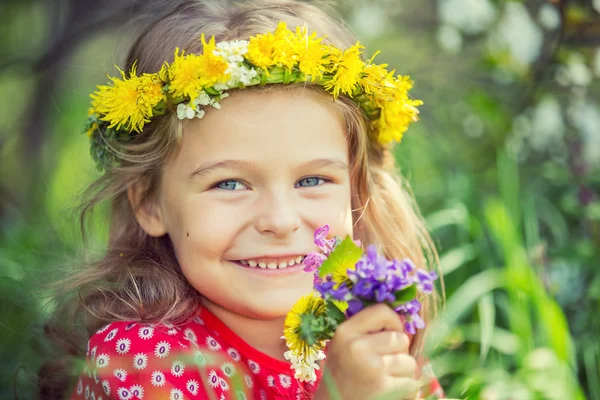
[283,225,438,382]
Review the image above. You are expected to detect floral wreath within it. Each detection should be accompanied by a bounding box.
[84,22,423,170]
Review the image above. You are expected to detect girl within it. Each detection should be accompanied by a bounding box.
[42,1,445,399]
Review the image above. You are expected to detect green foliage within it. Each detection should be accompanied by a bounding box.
[318,235,362,278]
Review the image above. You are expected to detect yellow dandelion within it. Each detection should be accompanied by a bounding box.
[323,42,365,98]
[292,26,328,80]
[376,97,423,145]
[360,64,398,101]
[246,22,296,71]
[283,293,327,356]
[197,34,230,86]
[169,49,204,101]
[91,65,164,133]
[169,36,229,103]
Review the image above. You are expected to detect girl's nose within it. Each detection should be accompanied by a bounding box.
[254,191,301,238]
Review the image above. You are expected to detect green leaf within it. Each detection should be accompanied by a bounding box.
[391,285,417,307]
[318,235,363,278]
[326,300,346,324]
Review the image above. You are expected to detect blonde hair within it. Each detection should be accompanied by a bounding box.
[40,0,442,397]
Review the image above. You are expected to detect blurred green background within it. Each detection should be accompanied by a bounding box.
[0,0,598,399]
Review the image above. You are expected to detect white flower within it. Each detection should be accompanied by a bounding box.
[196,108,206,119]
[125,323,136,330]
[193,316,205,325]
[138,326,154,340]
[77,379,83,394]
[90,391,96,400]
[117,387,132,400]
[214,40,249,63]
[115,338,131,355]
[96,354,110,369]
[93,372,100,384]
[279,374,292,388]
[186,379,199,395]
[207,370,220,388]
[183,328,197,343]
[102,380,110,395]
[192,91,212,107]
[244,375,254,389]
[177,103,196,120]
[267,375,275,387]
[284,348,326,383]
[248,360,260,374]
[206,336,222,351]
[220,362,236,377]
[167,328,178,336]
[104,328,119,342]
[85,385,90,399]
[151,371,166,387]
[90,346,97,360]
[194,350,207,366]
[171,360,185,377]
[133,353,148,370]
[96,324,111,334]
[155,341,171,358]
[170,388,184,400]
[129,385,143,399]
[227,347,240,361]
[219,378,229,391]
[235,391,247,400]
[113,368,127,382]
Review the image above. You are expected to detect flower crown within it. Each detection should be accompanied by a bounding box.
[84,22,423,170]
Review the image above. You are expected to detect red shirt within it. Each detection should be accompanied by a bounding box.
[70,307,444,400]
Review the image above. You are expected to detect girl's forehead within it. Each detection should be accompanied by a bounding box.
[175,89,349,164]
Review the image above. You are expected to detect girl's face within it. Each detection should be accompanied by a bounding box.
[153,89,353,319]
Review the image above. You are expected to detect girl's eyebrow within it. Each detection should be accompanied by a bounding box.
[189,158,348,179]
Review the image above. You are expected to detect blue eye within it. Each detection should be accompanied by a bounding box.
[215,180,247,191]
[295,177,326,188]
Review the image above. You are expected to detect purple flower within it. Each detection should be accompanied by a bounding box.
[313,225,330,251]
[315,278,352,301]
[395,300,425,335]
[303,252,326,272]
[315,279,335,297]
[313,225,339,255]
[403,314,425,335]
[346,299,364,317]
[415,270,438,295]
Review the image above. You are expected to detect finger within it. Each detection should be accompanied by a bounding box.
[359,330,410,355]
[382,353,417,378]
[380,376,419,400]
[338,304,404,338]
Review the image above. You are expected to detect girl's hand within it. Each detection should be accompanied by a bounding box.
[314,304,419,400]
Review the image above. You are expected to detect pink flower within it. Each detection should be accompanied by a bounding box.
[303,252,326,272]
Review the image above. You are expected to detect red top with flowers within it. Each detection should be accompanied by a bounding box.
[70,307,444,400]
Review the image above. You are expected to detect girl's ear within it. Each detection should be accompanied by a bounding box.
[127,183,168,237]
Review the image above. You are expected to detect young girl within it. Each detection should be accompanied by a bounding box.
[42,1,445,399]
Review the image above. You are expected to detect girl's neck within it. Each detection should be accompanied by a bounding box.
[200,299,289,362]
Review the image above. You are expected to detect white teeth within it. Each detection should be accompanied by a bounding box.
[240,257,305,269]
